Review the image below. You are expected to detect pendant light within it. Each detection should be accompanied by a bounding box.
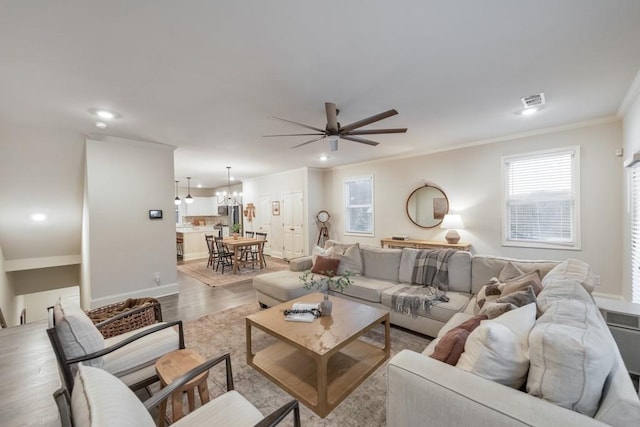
[185,177,194,204]
[174,180,181,205]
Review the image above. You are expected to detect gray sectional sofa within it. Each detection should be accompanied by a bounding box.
[253,244,640,426]
[253,244,555,337]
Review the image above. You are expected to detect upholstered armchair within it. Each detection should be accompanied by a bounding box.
[47,299,183,391]
[54,353,301,427]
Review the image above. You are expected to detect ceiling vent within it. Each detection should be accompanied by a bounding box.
[520,93,546,109]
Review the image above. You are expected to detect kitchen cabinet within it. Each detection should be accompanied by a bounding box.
[184,197,215,216]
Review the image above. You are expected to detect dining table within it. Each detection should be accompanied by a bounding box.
[222,237,267,274]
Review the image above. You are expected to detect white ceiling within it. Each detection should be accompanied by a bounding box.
[2,1,640,188]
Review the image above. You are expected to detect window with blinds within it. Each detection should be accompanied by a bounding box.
[502,146,580,249]
[631,166,640,303]
[344,175,374,235]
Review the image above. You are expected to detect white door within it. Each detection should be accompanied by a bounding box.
[257,194,272,255]
[282,192,304,260]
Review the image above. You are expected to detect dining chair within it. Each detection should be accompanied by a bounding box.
[254,232,268,267]
[54,354,301,427]
[213,236,234,274]
[242,231,257,268]
[204,234,217,268]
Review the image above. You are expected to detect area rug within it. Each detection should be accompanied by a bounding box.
[177,256,290,287]
[181,302,430,426]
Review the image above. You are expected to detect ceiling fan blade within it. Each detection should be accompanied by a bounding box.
[347,128,408,135]
[325,102,339,133]
[269,116,325,133]
[340,109,398,133]
[291,135,326,149]
[263,133,324,137]
[340,135,380,146]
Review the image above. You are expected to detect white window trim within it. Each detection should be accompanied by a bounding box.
[344,174,375,237]
[501,146,581,250]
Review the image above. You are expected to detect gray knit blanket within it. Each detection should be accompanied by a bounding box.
[411,249,457,290]
[392,249,457,317]
[392,286,445,318]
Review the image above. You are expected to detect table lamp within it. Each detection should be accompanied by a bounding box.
[441,214,464,244]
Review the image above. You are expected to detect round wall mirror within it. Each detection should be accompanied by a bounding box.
[406,185,449,228]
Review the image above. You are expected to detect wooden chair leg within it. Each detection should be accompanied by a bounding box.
[198,381,210,404]
[187,388,196,412]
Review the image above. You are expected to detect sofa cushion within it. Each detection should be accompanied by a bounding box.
[102,323,180,380]
[541,258,595,293]
[527,300,614,417]
[72,364,155,427]
[430,315,487,365]
[471,255,558,294]
[54,299,105,368]
[329,243,363,275]
[289,256,312,272]
[382,286,471,323]
[456,303,536,389]
[333,275,396,303]
[536,278,594,313]
[172,391,264,427]
[253,271,317,302]
[361,246,402,282]
[311,255,340,277]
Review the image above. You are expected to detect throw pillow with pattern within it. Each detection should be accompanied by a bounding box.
[475,279,503,313]
[311,255,340,277]
[430,315,488,365]
[502,270,542,296]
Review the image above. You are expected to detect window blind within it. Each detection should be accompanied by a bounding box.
[503,147,579,248]
[631,166,640,303]
[344,175,374,235]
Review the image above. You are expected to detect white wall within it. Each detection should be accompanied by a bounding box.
[622,86,640,300]
[243,167,321,258]
[0,245,17,326]
[84,137,178,308]
[307,168,327,250]
[328,120,624,298]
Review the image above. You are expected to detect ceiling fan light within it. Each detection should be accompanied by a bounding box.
[329,135,339,151]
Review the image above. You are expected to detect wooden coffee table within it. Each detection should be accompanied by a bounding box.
[246,293,390,418]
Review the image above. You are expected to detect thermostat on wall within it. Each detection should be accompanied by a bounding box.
[149,210,163,219]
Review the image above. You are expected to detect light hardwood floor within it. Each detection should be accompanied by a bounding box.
[0,269,259,427]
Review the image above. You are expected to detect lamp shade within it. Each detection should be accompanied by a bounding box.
[441,214,464,230]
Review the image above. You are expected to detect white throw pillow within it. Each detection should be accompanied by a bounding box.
[54,299,105,368]
[456,303,536,388]
[527,300,614,417]
[541,258,595,293]
[73,364,155,426]
[311,245,331,264]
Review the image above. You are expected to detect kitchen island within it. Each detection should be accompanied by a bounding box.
[176,226,229,261]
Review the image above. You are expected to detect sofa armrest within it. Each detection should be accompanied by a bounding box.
[289,256,312,272]
[387,350,607,427]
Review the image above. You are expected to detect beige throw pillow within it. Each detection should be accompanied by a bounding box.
[501,270,542,296]
[474,279,503,313]
[456,303,536,389]
[498,261,524,282]
[329,243,363,275]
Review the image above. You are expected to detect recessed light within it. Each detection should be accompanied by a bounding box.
[319,155,328,161]
[522,108,538,116]
[197,183,202,188]
[230,176,235,181]
[30,213,47,222]
[95,121,107,129]
[96,110,115,120]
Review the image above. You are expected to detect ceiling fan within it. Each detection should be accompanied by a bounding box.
[263,102,407,151]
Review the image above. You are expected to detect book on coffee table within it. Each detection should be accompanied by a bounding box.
[284,302,319,322]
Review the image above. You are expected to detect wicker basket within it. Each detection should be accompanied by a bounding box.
[86,297,162,338]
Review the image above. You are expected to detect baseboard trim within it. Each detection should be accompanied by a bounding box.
[90,282,179,309]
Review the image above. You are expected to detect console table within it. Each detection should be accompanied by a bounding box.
[380,238,471,251]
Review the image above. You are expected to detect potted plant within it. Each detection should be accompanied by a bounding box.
[230,223,242,239]
[299,269,353,316]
